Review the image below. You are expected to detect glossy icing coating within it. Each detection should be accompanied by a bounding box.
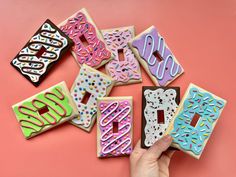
[60,11,111,68]
[99,100,132,157]
[102,27,141,83]
[170,87,225,155]
[12,20,70,85]
[13,86,73,138]
[132,27,183,86]
[71,65,113,130]
[143,88,178,147]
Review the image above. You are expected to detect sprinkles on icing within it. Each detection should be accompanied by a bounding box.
[102,27,142,85]
[97,97,133,158]
[141,87,180,148]
[70,64,114,132]
[12,82,78,139]
[11,19,73,86]
[130,26,184,86]
[59,8,112,69]
[166,83,226,159]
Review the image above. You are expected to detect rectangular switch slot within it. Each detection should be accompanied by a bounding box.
[81,91,91,105]
[113,122,119,133]
[153,50,163,63]
[157,110,165,124]
[38,106,49,115]
[190,113,201,127]
[79,34,89,47]
[36,46,46,58]
[118,49,125,61]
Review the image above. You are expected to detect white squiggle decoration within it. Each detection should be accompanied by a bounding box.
[155,55,180,79]
[141,33,180,80]
[142,34,155,65]
[99,101,132,155]
[101,124,131,154]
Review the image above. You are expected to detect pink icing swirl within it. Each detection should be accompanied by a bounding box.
[99,100,132,157]
[60,12,111,67]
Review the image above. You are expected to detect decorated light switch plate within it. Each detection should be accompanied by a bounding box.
[12,81,78,139]
[165,83,226,159]
[97,96,133,158]
[128,26,184,86]
[141,86,180,148]
[59,8,113,69]
[11,19,74,86]
[101,26,142,85]
[70,64,114,132]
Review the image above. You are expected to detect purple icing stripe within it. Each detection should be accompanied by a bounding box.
[132,27,183,86]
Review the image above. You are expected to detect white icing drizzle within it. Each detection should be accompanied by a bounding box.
[99,101,132,155]
[141,33,180,80]
[142,34,155,65]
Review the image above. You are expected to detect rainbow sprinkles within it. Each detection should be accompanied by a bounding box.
[70,64,114,132]
[165,83,226,159]
[59,8,112,69]
[102,26,142,85]
[10,8,227,161]
[97,97,133,158]
[11,19,73,86]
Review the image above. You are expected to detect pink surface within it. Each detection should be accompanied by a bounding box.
[0,1,235,177]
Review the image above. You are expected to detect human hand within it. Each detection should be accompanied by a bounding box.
[130,135,175,177]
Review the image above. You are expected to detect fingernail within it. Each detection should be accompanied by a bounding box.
[162,135,172,142]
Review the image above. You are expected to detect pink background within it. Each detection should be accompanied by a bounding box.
[0,0,235,177]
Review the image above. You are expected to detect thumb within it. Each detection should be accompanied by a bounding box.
[142,135,173,160]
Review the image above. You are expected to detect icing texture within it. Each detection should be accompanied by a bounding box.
[144,88,178,147]
[170,87,225,155]
[60,12,111,67]
[71,65,112,129]
[13,86,73,138]
[99,100,132,157]
[132,27,183,86]
[102,28,141,83]
[12,21,69,83]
